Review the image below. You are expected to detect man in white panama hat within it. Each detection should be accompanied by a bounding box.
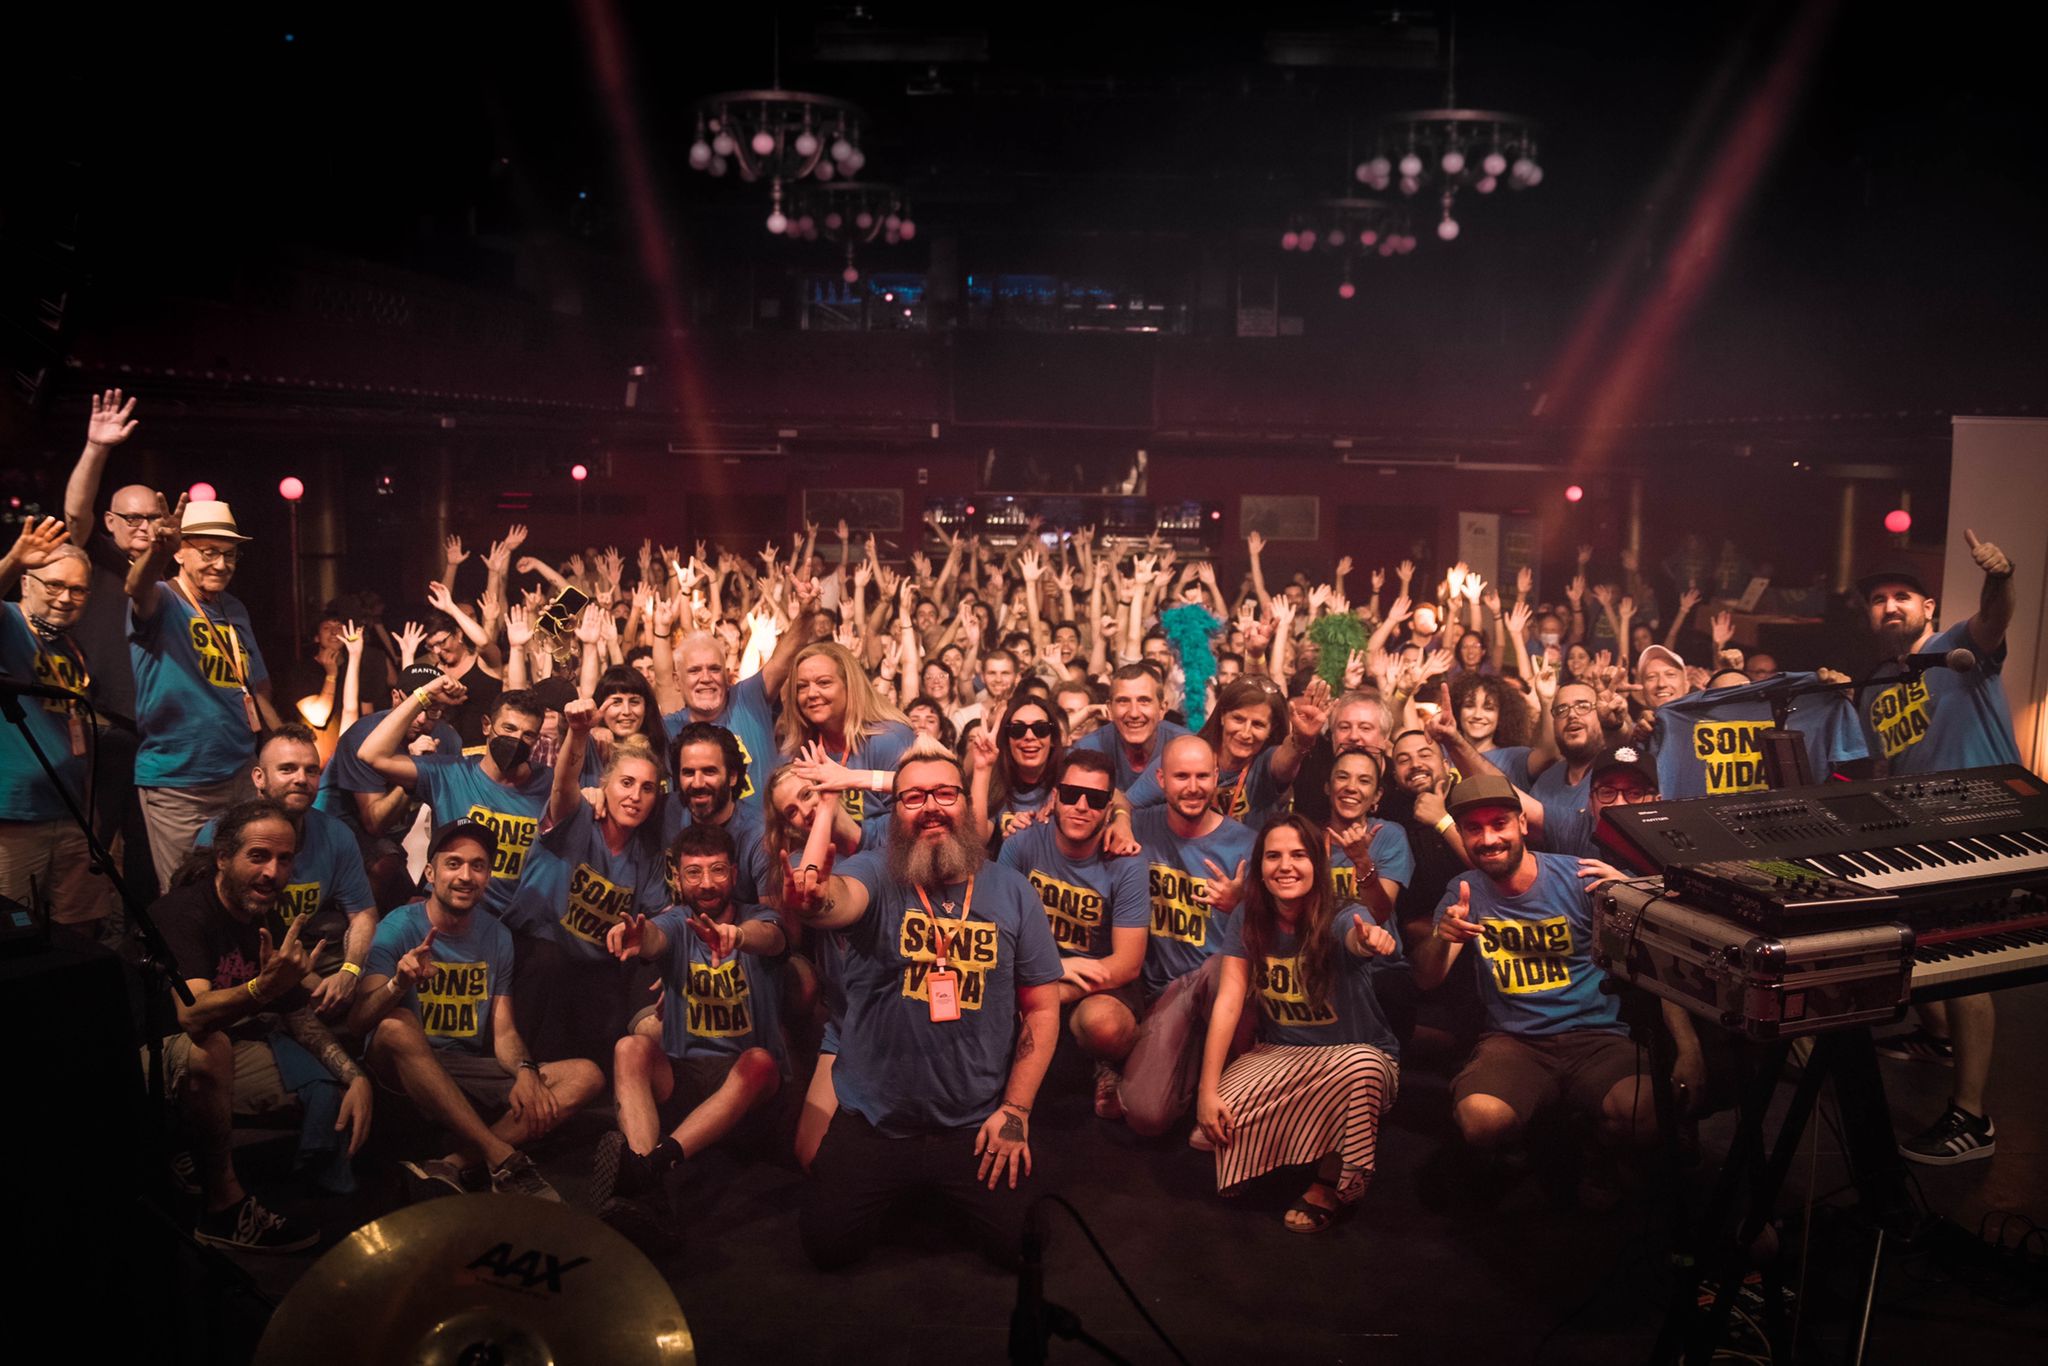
[126,493,286,890]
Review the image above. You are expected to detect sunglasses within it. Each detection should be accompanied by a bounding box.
[1055,783,1111,810]
[1003,720,1056,740]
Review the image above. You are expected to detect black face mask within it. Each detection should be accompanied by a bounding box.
[488,735,533,773]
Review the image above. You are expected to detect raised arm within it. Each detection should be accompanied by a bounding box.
[1964,529,2016,657]
[549,699,596,828]
[360,674,466,789]
[64,389,141,545]
[124,493,187,620]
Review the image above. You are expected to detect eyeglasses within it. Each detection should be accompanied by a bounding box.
[1055,783,1112,810]
[1593,785,1654,803]
[1550,700,1598,719]
[1003,720,1056,740]
[109,511,162,528]
[23,573,88,601]
[897,784,964,811]
[187,545,241,565]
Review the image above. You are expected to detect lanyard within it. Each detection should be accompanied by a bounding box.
[1215,765,1247,816]
[913,877,974,971]
[168,578,251,694]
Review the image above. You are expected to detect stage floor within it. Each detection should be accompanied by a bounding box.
[203,983,2048,1363]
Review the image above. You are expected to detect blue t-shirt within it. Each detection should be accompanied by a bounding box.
[1326,819,1416,910]
[990,776,1054,843]
[782,719,917,846]
[1130,805,1258,995]
[658,796,772,906]
[827,852,1063,1135]
[1125,744,1284,817]
[0,607,91,821]
[1493,745,1597,859]
[652,903,787,1073]
[1432,852,1623,1038]
[1074,719,1191,794]
[1648,674,1867,797]
[314,707,465,833]
[664,673,778,811]
[411,753,554,915]
[366,902,514,1056]
[1861,621,2022,773]
[195,806,374,955]
[503,800,669,961]
[129,581,270,787]
[997,820,1150,959]
[1218,903,1406,1056]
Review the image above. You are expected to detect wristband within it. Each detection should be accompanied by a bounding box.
[869,770,890,794]
[245,979,265,1003]
[1000,1100,1031,1115]
[1434,814,1456,835]
[518,1060,542,1074]
[339,962,362,978]
[411,685,434,708]
[653,629,673,639]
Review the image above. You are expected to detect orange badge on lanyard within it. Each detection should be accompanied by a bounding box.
[916,881,970,1023]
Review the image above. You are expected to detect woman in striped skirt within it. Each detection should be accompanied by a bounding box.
[1195,812,1408,1232]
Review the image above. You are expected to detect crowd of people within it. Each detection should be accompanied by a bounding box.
[0,389,2024,1262]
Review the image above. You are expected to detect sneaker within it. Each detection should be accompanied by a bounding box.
[1899,1104,1996,1165]
[193,1196,318,1254]
[489,1150,562,1201]
[589,1130,651,1209]
[1875,1027,1955,1065]
[1093,1063,1125,1121]
[167,1149,201,1198]
[400,1158,470,1201]
[598,1193,681,1253]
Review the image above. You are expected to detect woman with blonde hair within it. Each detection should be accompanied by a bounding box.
[779,641,916,842]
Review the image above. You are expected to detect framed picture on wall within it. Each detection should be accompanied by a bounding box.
[801,488,905,533]
[1240,493,1319,542]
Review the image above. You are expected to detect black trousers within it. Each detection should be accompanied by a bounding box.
[801,1109,1033,1271]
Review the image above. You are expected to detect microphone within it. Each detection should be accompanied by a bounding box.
[1894,647,1976,674]
[0,677,85,703]
[1008,1199,1047,1366]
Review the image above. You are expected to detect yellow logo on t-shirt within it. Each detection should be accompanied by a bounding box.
[734,734,756,802]
[560,862,634,946]
[278,882,321,927]
[1258,955,1338,1028]
[418,960,489,1039]
[686,958,753,1038]
[33,648,87,715]
[1869,677,1931,761]
[840,788,865,821]
[1026,870,1104,953]
[1478,916,1574,995]
[1211,781,1251,820]
[185,616,250,691]
[464,805,537,880]
[1331,864,1358,903]
[898,908,998,1010]
[1147,864,1213,948]
[1692,719,1771,794]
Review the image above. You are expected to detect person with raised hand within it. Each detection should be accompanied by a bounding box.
[779,639,918,844]
[1196,814,1409,1233]
[352,818,602,1203]
[591,822,789,1244]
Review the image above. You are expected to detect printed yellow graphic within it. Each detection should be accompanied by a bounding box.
[734,734,755,801]
[1869,678,1930,761]
[1478,916,1574,995]
[560,862,634,946]
[1331,863,1358,903]
[1259,955,1338,1028]
[1148,864,1214,948]
[1692,720,1771,794]
[898,908,998,1010]
[840,788,865,821]
[33,648,86,714]
[186,617,250,691]
[686,958,753,1039]
[419,960,489,1040]
[1212,781,1250,819]
[1027,870,1105,953]
[278,882,321,927]
[465,804,537,879]
[1000,808,1037,837]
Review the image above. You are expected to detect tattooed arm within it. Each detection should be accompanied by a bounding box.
[975,980,1060,1189]
[281,1005,375,1155]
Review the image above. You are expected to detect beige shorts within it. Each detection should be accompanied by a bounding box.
[155,1033,294,1116]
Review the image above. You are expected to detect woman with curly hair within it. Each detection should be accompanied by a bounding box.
[1195,813,1407,1233]
[1450,671,1530,753]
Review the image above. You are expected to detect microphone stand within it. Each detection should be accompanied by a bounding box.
[1009,1196,1136,1366]
[1746,660,1925,789]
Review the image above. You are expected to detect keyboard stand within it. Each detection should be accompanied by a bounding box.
[1649,1028,1921,1366]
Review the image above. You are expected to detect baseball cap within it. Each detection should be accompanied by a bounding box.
[1636,643,1685,675]
[1854,567,1929,600]
[1446,771,1521,818]
[398,664,442,696]
[530,675,580,715]
[1589,744,1657,789]
[427,817,498,864]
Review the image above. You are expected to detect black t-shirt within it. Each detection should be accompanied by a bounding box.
[1393,814,1469,932]
[75,529,137,722]
[155,878,307,1038]
[444,655,502,745]
[1290,736,1337,826]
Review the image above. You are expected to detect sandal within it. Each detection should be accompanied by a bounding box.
[1283,1178,1350,1234]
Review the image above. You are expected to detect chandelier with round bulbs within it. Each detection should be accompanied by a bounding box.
[780,181,918,283]
[1353,109,1543,241]
[687,89,871,234]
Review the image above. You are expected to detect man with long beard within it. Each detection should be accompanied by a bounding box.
[782,736,1063,1270]
[1857,531,2020,1166]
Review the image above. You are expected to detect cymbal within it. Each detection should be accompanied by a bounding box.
[256,1195,694,1366]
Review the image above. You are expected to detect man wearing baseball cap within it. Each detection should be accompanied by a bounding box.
[1413,772,1658,1192]
[1857,531,2021,1167]
[314,662,466,910]
[125,493,286,890]
[351,818,603,1202]
[1635,643,1691,715]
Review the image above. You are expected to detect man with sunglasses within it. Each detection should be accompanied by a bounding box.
[998,750,1149,1116]
[781,736,1063,1270]
[127,494,286,891]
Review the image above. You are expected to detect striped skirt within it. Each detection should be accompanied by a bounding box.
[1214,1042,1400,1199]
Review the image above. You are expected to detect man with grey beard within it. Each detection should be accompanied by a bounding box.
[783,736,1064,1269]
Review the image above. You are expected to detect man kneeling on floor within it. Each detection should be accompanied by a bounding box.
[349,818,603,1201]
[594,822,789,1240]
